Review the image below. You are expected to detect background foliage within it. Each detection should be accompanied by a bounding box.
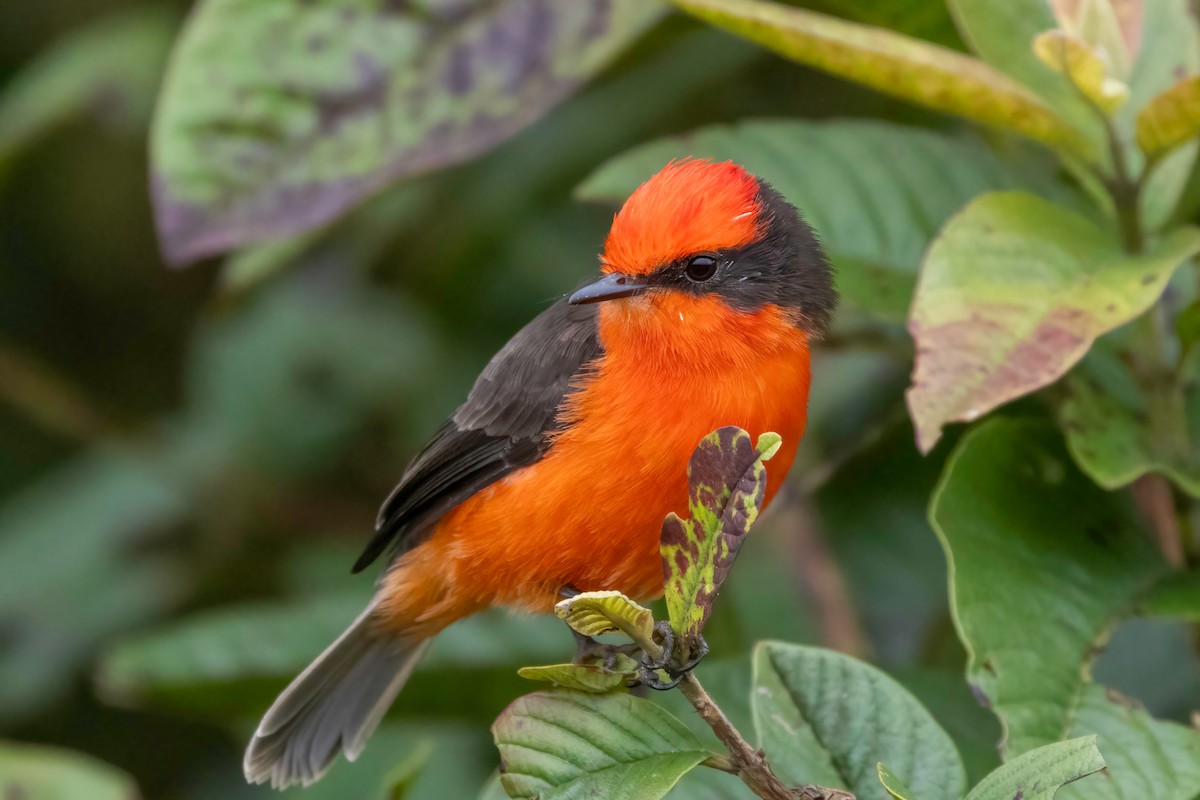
[3,0,1200,798]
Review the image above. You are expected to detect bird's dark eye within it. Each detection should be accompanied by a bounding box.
[685,255,718,283]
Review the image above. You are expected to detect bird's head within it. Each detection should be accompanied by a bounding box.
[570,160,836,355]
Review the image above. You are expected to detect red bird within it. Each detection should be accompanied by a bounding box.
[245,159,836,787]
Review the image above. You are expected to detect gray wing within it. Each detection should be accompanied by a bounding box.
[352,298,601,573]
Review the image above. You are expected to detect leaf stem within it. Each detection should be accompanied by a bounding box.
[680,671,855,800]
[1089,96,1192,567]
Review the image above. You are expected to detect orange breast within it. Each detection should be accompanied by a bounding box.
[378,299,812,632]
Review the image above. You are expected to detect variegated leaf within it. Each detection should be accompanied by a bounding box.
[660,427,781,654]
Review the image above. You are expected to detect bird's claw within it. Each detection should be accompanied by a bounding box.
[636,622,708,691]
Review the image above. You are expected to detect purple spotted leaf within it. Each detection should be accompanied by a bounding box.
[907,191,1200,453]
[660,427,781,654]
[151,0,663,265]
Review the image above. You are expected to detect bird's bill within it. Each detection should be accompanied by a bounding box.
[568,273,648,305]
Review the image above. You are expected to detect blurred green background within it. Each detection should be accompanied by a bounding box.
[2,1,1197,798]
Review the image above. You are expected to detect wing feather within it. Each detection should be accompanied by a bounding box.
[352,298,600,573]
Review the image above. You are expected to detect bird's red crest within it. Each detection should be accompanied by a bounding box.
[601,160,764,276]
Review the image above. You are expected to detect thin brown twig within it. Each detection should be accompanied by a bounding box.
[678,671,855,800]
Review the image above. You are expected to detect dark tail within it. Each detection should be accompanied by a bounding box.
[243,601,429,789]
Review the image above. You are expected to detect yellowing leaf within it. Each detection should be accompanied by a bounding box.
[1136,75,1200,158]
[554,591,655,651]
[1033,31,1129,112]
[907,192,1200,453]
[517,661,635,694]
[670,0,1091,158]
[661,428,780,655]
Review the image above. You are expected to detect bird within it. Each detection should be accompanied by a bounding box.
[244,159,836,788]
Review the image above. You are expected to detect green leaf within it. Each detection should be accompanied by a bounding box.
[932,418,1200,799]
[151,0,663,264]
[752,643,966,800]
[876,763,917,800]
[0,8,175,169]
[964,736,1104,800]
[931,417,1161,753]
[554,590,656,651]
[0,740,140,800]
[907,192,1200,453]
[669,0,1089,157]
[1058,685,1200,800]
[492,689,707,800]
[661,428,779,656]
[517,661,636,694]
[578,119,1078,321]
[1059,347,1200,497]
[1137,76,1200,159]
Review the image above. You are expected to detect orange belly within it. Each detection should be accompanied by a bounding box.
[379,298,811,633]
[378,304,812,634]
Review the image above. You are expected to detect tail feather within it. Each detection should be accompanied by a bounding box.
[244,601,429,789]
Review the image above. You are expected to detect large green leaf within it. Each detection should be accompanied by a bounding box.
[751,643,966,800]
[907,191,1200,452]
[578,119,1077,321]
[0,741,140,800]
[0,8,174,169]
[492,689,707,800]
[963,736,1104,800]
[930,417,1160,753]
[932,418,1200,798]
[661,428,780,658]
[1059,346,1200,497]
[669,0,1089,157]
[151,0,663,264]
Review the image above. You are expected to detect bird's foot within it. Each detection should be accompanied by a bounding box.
[637,621,709,691]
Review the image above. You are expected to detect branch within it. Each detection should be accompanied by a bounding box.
[679,671,855,800]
